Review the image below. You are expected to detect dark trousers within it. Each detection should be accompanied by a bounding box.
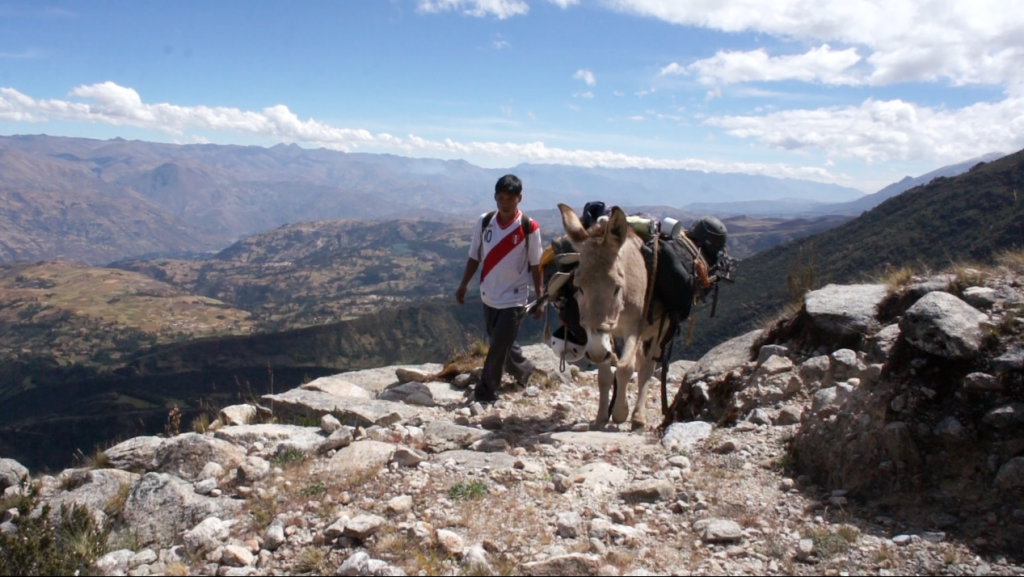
[476,304,535,401]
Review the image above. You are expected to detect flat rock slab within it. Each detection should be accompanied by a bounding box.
[685,330,761,385]
[662,421,713,453]
[103,436,164,473]
[434,450,517,471]
[423,421,492,451]
[548,431,649,449]
[300,376,372,399]
[263,388,418,428]
[325,441,396,479]
[522,553,602,576]
[573,462,629,488]
[331,364,444,395]
[214,424,324,454]
[424,381,468,404]
[804,283,888,337]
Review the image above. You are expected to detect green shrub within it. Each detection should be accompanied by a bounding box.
[447,481,487,501]
[0,489,109,576]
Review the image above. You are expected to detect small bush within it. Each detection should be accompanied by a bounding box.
[271,448,306,469]
[0,492,109,576]
[447,481,487,501]
[293,547,326,573]
[300,482,327,499]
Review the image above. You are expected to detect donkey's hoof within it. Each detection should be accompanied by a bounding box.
[612,410,629,424]
[630,419,647,431]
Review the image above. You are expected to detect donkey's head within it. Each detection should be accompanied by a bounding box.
[558,203,645,363]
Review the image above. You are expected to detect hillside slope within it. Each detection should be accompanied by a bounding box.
[685,149,1024,358]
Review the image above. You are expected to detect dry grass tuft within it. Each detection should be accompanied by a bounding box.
[878,264,915,293]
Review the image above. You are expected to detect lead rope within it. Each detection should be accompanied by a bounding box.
[642,234,659,325]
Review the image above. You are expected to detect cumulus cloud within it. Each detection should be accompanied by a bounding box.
[705,96,1024,163]
[0,82,840,181]
[546,0,579,6]
[665,44,863,86]
[416,0,528,19]
[573,69,596,86]
[610,0,1024,91]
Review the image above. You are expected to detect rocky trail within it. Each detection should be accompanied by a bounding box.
[2,270,1024,576]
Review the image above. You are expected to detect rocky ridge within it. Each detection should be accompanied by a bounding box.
[2,270,1024,575]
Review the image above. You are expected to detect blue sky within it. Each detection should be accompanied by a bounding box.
[1,0,1022,194]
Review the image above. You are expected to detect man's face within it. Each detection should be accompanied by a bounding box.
[494,191,521,215]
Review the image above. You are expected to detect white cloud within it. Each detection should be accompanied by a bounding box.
[416,0,528,19]
[546,0,579,6]
[0,49,43,60]
[492,39,511,49]
[610,0,1024,91]
[705,96,1024,163]
[635,88,655,97]
[665,44,863,86]
[629,115,645,121]
[573,90,594,99]
[573,69,596,86]
[0,82,841,181]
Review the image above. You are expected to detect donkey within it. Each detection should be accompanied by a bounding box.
[558,203,672,430]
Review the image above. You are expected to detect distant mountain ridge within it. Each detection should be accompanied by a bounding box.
[683,147,1024,357]
[0,133,865,264]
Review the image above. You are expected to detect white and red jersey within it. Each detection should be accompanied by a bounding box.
[468,210,543,309]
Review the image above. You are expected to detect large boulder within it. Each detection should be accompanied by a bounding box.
[0,458,29,492]
[103,437,164,473]
[122,472,242,548]
[213,424,324,456]
[804,284,889,338]
[900,291,988,359]
[262,388,419,428]
[153,433,246,480]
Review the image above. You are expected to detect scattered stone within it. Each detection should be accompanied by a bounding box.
[436,529,464,556]
[321,414,342,434]
[995,457,1024,489]
[661,421,712,453]
[388,496,414,516]
[264,522,286,551]
[391,447,427,468]
[703,519,743,543]
[746,409,772,427]
[344,514,386,540]
[318,426,355,453]
[963,372,1002,393]
[621,479,675,503]
[219,404,258,427]
[522,553,602,576]
[221,545,254,567]
[557,511,582,539]
[797,538,815,561]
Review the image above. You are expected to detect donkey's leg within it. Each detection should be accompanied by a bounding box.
[612,335,639,423]
[595,362,614,428]
[631,349,658,430]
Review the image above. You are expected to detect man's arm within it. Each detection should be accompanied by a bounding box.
[456,258,479,305]
[531,264,544,300]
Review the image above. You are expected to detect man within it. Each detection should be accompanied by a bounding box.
[456,174,544,406]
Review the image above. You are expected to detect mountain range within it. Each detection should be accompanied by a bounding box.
[0,134,869,264]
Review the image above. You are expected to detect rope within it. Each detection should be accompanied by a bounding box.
[642,233,659,326]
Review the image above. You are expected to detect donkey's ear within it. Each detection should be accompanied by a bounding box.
[605,206,629,249]
[559,203,588,247]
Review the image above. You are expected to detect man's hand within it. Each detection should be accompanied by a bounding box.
[456,284,468,305]
[531,289,546,319]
